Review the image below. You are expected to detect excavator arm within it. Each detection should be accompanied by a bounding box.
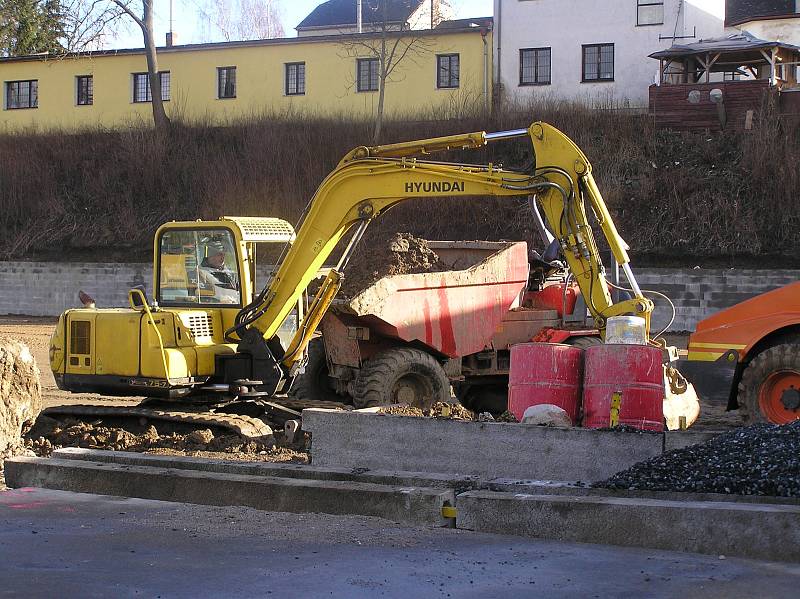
[226,122,653,389]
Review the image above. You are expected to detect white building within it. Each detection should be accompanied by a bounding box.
[725,0,800,45]
[296,0,454,37]
[493,0,726,106]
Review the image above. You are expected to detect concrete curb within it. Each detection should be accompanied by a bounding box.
[456,490,800,563]
[4,457,454,527]
[8,450,800,562]
[51,448,483,491]
[302,409,669,482]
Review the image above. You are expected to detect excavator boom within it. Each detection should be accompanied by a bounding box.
[225,122,653,391]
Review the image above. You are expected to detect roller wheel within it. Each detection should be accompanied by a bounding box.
[738,343,800,424]
[289,338,341,402]
[352,347,450,410]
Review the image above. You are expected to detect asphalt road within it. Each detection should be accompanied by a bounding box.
[1,488,798,598]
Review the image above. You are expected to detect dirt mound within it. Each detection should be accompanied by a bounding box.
[340,232,448,298]
[24,416,308,464]
[597,421,800,497]
[1,338,42,463]
[378,402,475,421]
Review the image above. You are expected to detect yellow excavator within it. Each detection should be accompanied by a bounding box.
[49,122,689,428]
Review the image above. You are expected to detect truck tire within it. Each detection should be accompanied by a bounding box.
[352,348,450,410]
[738,343,800,424]
[289,339,341,402]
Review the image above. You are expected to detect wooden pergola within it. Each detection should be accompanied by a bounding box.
[650,32,800,88]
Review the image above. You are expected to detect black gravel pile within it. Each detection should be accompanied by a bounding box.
[596,421,800,497]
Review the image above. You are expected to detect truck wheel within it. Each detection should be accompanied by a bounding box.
[738,343,800,424]
[352,348,450,410]
[289,339,341,402]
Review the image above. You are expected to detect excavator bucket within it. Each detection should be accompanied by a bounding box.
[663,365,700,430]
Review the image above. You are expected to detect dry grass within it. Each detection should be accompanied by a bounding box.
[0,99,797,266]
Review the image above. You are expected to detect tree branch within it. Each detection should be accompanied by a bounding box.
[111,0,144,30]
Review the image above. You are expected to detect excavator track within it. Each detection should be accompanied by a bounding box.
[43,398,352,441]
[43,405,275,442]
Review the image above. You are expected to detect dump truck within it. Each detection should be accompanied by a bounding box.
[682,281,800,424]
[296,240,598,414]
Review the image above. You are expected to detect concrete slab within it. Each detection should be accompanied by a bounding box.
[456,490,800,563]
[302,409,664,482]
[51,448,483,491]
[484,478,800,505]
[4,457,454,527]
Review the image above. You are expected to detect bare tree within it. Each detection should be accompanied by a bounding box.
[111,0,169,130]
[339,1,433,143]
[197,0,283,42]
[60,0,125,52]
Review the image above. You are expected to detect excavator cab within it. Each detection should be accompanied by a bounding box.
[50,216,301,398]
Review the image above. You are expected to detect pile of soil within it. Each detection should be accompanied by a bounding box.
[379,402,475,421]
[340,232,448,298]
[23,416,308,464]
[597,421,800,497]
[0,337,42,463]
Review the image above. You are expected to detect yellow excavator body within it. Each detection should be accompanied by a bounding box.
[50,216,298,397]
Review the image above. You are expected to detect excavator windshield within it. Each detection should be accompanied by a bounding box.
[157,228,242,307]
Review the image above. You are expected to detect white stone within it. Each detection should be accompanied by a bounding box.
[521,405,572,428]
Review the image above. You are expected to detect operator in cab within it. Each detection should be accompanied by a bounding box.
[199,239,239,304]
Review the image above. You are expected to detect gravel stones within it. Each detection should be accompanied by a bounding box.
[597,421,800,497]
[0,338,42,462]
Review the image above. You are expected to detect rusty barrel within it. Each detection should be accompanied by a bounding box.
[508,343,584,424]
[583,344,664,432]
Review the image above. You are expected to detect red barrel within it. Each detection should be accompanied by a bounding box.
[508,343,584,424]
[582,344,664,432]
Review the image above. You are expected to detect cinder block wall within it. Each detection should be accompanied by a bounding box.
[636,269,800,332]
[0,262,796,332]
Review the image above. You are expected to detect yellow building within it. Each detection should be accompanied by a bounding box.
[0,24,492,132]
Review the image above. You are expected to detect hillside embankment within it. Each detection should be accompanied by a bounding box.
[0,101,797,267]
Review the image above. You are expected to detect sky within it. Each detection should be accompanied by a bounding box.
[112,0,494,49]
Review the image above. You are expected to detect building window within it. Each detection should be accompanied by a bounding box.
[520,48,551,85]
[582,44,614,82]
[133,71,170,103]
[218,66,236,99]
[637,1,664,26]
[437,54,460,88]
[76,75,93,105]
[285,62,305,96]
[6,80,38,109]
[357,58,380,92]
